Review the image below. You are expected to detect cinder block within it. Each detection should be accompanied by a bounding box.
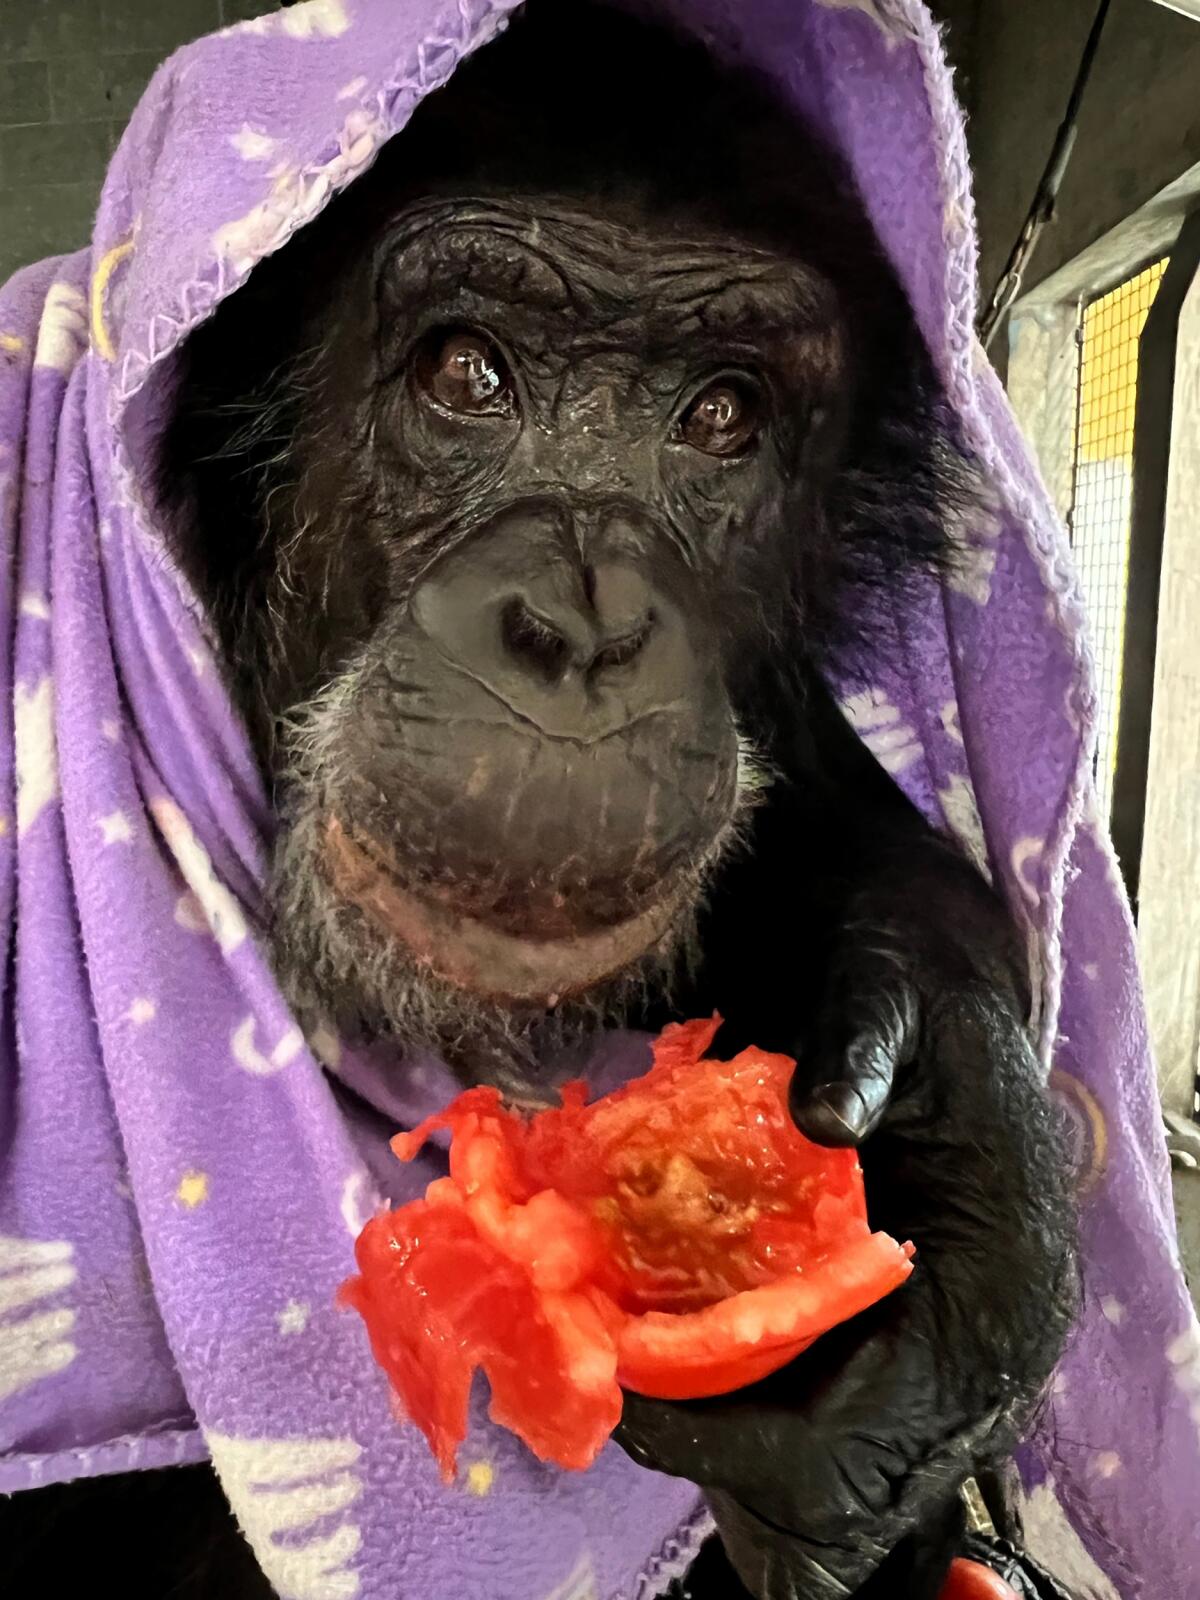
[0,120,113,189]
[0,1,111,64]
[49,51,159,122]
[0,179,97,282]
[0,60,52,124]
[219,0,273,24]
[97,0,220,55]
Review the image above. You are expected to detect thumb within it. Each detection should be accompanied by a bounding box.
[788,958,919,1147]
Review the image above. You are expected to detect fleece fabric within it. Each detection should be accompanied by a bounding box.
[1,3,1195,1597]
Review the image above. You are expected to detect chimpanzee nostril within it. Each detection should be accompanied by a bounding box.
[501,598,572,682]
[587,610,655,677]
[500,593,656,686]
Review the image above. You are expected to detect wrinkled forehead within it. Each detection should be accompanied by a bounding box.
[373,194,842,356]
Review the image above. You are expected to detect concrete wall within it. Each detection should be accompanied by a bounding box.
[932,0,1200,306]
[928,0,981,103]
[0,0,268,284]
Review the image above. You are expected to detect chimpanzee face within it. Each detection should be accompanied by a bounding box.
[261,190,850,1063]
[165,3,942,1080]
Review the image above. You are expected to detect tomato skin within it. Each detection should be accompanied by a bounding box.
[343,1017,914,1476]
[939,1559,1021,1599]
[615,1232,915,1400]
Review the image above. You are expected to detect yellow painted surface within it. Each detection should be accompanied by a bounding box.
[1078,259,1168,467]
[1072,259,1169,813]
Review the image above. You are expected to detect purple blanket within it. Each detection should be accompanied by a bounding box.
[1,2,1196,1596]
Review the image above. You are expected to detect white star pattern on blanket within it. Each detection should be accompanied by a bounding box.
[277,1301,311,1337]
[98,811,134,845]
[230,125,278,162]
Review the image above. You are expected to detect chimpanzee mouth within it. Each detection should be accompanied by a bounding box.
[324,815,698,1006]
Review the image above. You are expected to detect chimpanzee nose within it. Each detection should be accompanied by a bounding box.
[409,536,682,740]
[499,584,655,685]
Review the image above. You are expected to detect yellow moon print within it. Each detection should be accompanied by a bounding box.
[1049,1068,1109,1197]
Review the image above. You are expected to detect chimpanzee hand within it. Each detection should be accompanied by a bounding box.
[619,697,1078,1599]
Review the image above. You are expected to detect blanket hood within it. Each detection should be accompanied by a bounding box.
[2,3,1198,1599]
[83,0,1094,1054]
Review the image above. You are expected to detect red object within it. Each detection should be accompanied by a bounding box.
[939,1559,1022,1600]
[340,1017,914,1479]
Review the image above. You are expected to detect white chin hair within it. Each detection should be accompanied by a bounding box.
[735,730,774,800]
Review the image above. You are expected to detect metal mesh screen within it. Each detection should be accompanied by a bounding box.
[1071,259,1169,819]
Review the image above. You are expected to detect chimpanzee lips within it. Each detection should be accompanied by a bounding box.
[324,816,693,1005]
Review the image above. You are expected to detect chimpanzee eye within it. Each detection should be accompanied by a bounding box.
[415,328,517,417]
[676,377,762,458]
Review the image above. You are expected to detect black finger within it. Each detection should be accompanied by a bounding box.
[788,970,917,1146]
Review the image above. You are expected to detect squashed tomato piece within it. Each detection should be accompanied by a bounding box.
[340,1017,913,1478]
[340,1200,622,1479]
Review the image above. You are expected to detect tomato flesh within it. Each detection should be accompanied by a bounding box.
[340,1017,913,1477]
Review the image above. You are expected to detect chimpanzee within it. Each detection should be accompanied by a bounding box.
[1,4,1077,1598]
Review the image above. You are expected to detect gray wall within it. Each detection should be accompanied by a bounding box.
[0,0,267,284]
[932,0,1200,307]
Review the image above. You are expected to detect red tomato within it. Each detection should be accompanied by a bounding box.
[340,1017,913,1478]
[939,1559,1022,1599]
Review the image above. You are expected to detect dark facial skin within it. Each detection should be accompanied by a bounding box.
[303,194,843,1011]
[77,7,1077,1599]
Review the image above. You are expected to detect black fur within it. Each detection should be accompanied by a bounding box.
[3,6,1077,1598]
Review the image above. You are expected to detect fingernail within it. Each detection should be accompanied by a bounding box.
[807,1081,871,1145]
